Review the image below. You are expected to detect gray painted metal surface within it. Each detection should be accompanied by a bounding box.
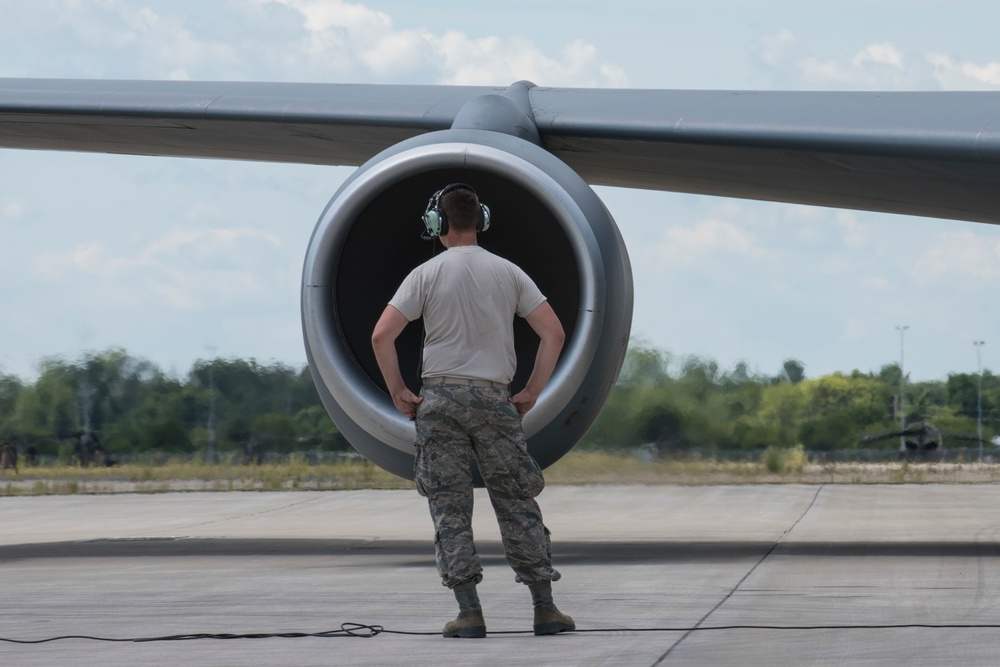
[4,485,1000,665]
[2,78,1000,223]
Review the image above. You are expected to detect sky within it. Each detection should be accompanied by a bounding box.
[1,0,999,383]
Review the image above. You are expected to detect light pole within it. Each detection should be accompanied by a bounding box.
[896,325,909,453]
[974,340,985,462]
[205,344,218,464]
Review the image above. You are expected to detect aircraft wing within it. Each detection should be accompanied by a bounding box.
[2,78,1000,224]
[4,77,997,478]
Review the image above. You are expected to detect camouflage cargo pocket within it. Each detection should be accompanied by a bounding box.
[413,444,431,498]
[512,440,545,498]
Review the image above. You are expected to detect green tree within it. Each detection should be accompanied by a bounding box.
[295,404,349,450]
[0,372,24,438]
[781,359,806,385]
[8,363,76,444]
[947,373,980,419]
[798,373,889,450]
[251,413,299,454]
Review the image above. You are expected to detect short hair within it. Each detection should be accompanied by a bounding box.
[440,187,480,233]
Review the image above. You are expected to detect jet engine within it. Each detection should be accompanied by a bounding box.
[301,125,633,480]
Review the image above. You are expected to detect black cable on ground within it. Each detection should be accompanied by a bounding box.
[5,622,1000,644]
[0,623,384,644]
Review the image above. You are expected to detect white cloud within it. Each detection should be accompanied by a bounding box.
[266,0,393,33]
[648,218,766,269]
[434,33,626,86]
[238,0,626,86]
[3,0,626,86]
[836,211,870,248]
[20,0,243,79]
[2,199,26,220]
[360,30,429,75]
[852,43,904,69]
[254,0,417,77]
[781,204,824,222]
[798,42,914,89]
[927,53,1000,90]
[798,57,855,84]
[793,43,1000,92]
[910,229,1000,285]
[753,29,796,66]
[142,227,283,262]
[31,227,284,309]
[777,205,828,244]
[68,1,148,50]
[962,62,1000,85]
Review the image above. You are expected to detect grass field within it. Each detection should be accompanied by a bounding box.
[4,448,1000,495]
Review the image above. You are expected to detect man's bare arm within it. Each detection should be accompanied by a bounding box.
[371,305,423,418]
[510,301,565,417]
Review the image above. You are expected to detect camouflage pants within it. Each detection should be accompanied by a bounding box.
[414,383,561,588]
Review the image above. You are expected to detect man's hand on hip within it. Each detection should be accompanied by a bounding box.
[393,388,424,419]
[509,390,539,418]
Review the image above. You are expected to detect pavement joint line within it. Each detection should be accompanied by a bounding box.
[162,493,329,532]
[652,484,827,665]
[77,536,191,542]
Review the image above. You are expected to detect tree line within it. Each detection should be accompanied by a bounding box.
[0,345,997,463]
[584,345,999,456]
[0,348,344,463]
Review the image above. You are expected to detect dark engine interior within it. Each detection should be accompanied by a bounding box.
[333,168,582,396]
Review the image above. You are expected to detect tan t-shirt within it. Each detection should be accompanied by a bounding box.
[388,246,546,385]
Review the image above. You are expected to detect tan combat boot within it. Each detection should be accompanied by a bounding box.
[528,580,575,635]
[442,609,487,638]
[533,606,575,636]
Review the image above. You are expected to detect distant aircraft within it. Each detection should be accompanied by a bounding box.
[2,79,999,479]
[863,421,985,461]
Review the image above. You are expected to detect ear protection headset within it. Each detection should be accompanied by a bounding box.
[421,183,491,239]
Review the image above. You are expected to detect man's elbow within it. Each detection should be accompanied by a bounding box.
[546,323,566,350]
[371,328,392,352]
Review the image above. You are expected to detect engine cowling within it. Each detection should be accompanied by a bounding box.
[301,127,632,480]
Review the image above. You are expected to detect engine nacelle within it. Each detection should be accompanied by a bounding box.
[301,128,632,480]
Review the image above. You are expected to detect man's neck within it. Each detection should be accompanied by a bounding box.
[440,231,478,248]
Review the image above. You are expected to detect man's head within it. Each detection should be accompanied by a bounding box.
[440,186,481,233]
[422,183,490,238]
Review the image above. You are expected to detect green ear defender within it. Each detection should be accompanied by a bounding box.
[421,183,491,239]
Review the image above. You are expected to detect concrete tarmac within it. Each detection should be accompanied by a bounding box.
[3,484,1000,665]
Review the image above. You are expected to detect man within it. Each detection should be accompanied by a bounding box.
[371,183,573,638]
